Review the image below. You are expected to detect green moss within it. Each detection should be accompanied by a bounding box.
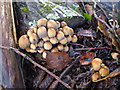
[20,6,30,13]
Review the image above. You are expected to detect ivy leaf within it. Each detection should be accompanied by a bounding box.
[83,13,92,21]
[21,6,30,13]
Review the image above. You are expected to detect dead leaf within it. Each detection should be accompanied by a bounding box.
[116,28,120,38]
[77,29,96,41]
[98,14,120,51]
[46,51,71,70]
[79,52,96,65]
[93,67,120,82]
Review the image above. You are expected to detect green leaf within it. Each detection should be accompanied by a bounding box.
[21,6,30,13]
[83,13,92,21]
[116,39,120,44]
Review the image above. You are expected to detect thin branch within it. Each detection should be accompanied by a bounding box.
[93,10,111,29]
[0,46,71,89]
[75,47,112,51]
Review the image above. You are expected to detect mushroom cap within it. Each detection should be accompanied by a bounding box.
[38,48,44,53]
[99,65,109,77]
[64,45,69,52]
[30,44,37,50]
[51,47,58,52]
[57,31,65,40]
[44,42,52,50]
[72,35,78,43]
[111,52,119,59]
[47,20,58,29]
[57,44,64,51]
[27,29,34,36]
[62,26,74,36]
[38,40,44,48]
[29,33,39,44]
[92,58,102,71]
[56,21,60,29]
[33,26,38,33]
[67,35,72,42]
[50,37,58,44]
[18,35,30,49]
[25,48,37,53]
[37,26,47,38]
[37,18,48,27]
[42,36,50,42]
[42,51,47,59]
[60,21,67,27]
[60,37,67,44]
[91,72,100,82]
[48,28,56,38]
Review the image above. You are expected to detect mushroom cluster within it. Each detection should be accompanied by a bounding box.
[91,58,110,82]
[18,18,78,58]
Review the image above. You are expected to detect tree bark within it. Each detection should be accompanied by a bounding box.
[0,1,25,88]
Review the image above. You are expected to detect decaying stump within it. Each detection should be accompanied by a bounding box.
[0,1,25,88]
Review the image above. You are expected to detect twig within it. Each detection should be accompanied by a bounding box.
[93,10,111,29]
[49,56,80,89]
[0,46,71,89]
[75,47,112,51]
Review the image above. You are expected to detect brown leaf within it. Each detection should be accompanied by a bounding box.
[98,14,120,51]
[46,51,71,70]
[116,28,120,38]
[79,52,95,65]
[77,29,96,40]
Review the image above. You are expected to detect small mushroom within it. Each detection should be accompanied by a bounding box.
[48,28,56,38]
[72,35,78,43]
[42,36,49,42]
[67,35,72,42]
[64,45,69,52]
[38,40,44,48]
[25,48,37,53]
[60,21,67,27]
[99,65,109,77]
[57,44,64,51]
[44,42,52,50]
[91,72,100,82]
[62,26,74,36]
[51,47,58,52]
[50,37,58,44]
[30,44,37,50]
[92,58,102,71]
[37,26,47,38]
[60,37,67,44]
[47,20,58,29]
[111,52,119,59]
[57,31,65,40]
[27,29,34,36]
[18,35,30,49]
[29,33,39,44]
[38,48,44,53]
[37,18,48,27]
[42,51,47,59]
[33,26,38,33]
[56,21,60,29]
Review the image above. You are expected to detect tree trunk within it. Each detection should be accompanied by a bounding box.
[0,1,25,88]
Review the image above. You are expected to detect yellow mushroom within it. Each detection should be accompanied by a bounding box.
[64,45,69,52]
[48,28,56,38]
[38,48,44,53]
[37,26,47,38]
[67,35,72,42]
[60,21,67,27]
[50,37,58,44]
[38,40,44,48]
[29,33,39,44]
[47,20,58,29]
[62,26,74,36]
[37,18,47,27]
[56,31,65,40]
[60,37,67,44]
[72,35,78,43]
[92,58,102,71]
[25,48,37,53]
[57,44,64,51]
[51,47,58,52]
[99,65,109,77]
[44,42,52,50]
[91,72,100,82]
[42,36,50,42]
[42,51,47,59]
[18,35,30,49]
[27,29,34,36]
